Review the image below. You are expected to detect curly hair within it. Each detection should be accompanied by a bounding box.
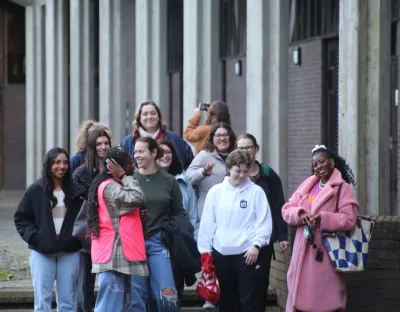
[311,147,356,186]
[158,140,183,176]
[86,146,131,239]
[205,101,231,126]
[75,120,112,153]
[203,122,236,153]
[86,129,112,183]
[41,147,74,208]
[132,101,168,131]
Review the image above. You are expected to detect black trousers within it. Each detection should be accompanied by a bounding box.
[75,252,96,312]
[213,248,268,312]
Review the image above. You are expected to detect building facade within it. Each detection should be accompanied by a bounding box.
[2,0,399,218]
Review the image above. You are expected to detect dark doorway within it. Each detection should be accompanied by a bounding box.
[322,39,339,152]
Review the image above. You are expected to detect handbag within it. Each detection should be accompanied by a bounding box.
[72,200,91,253]
[322,185,375,273]
[196,253,220,304]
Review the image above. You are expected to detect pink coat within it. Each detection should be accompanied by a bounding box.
[282,169,359,312]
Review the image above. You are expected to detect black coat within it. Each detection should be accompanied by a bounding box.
[14,179,85,254]
[161,214,201,277]
[256,162,288,243]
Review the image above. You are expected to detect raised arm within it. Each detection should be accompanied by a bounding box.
[103,176,145,216]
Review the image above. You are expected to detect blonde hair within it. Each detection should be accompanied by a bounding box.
[75,120,112,153]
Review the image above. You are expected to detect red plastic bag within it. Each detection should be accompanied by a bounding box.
[196,253,220,304]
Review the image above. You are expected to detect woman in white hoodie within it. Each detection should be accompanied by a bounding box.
[198,149,273,312]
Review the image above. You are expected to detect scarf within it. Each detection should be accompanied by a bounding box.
[133,127,164,142]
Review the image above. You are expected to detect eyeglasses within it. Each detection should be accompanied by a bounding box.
[238,146,254,152]
[214,134,230,139]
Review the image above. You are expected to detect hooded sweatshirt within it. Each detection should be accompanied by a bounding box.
[198,176,272,256]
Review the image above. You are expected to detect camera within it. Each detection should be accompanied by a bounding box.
[200,102,210,111]
[303,224,315,244]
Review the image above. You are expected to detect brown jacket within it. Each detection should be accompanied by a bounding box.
[183,115,211,155]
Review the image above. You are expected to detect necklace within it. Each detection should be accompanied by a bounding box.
[142,171,158,182]
[319,180,325,189]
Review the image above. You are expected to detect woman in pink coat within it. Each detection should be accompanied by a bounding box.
[282,145,359,312]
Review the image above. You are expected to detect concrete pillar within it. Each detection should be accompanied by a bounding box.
[56,0,68,148]
[70,0,95,151]
[34,4,45,178]
[182,0,221,126]
[339,0,391,215]
[135,0,168,114]
[25,5,36,186]
[99,0,125,143]
[246,0,289,194]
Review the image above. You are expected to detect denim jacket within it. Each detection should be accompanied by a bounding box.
[176,171,199,241]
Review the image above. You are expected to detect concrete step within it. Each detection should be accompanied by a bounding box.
[0,279,277,305]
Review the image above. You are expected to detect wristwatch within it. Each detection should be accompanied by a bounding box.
[253,244,261,250]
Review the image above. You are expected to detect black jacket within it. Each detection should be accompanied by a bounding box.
[161,214,201,277]
[256,162,288,243]
[72,165,93,200]
[14,179,85,254]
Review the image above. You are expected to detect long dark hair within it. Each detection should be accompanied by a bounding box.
[158,140,183,176]
[87,146,132,239]
[206,101,231,126]
[203,122,236,153]
[42,147,74,208]
[86,129,112,183]
[312,147,356,186]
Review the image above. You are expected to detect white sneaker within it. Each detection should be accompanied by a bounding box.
[203,301,216,309]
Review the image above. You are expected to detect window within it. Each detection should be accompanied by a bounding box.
[323,39,339,153]
[6,1,25,84]
[220,0,246,58]
[392,0,400,21]
[167,0,183,73]
[290,0,339,43]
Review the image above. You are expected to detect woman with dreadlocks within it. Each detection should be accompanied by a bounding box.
[282,145,360,312]
[14,147,85,312]
[86,146,148,312]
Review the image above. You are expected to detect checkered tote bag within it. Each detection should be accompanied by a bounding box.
[322,186,375,273]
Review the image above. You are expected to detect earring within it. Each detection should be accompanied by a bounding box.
[331,163,335,168]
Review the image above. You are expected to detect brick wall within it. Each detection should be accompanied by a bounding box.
[270,217,400,311]
[287,41,323,196]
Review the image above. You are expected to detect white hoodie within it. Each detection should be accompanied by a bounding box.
[197,176,273,255]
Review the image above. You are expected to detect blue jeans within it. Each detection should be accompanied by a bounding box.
[146,232,179,312]
[29,250,80,312]
[94,271,147,312]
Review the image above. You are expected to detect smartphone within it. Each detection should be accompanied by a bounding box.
[200,102,210,111]
[105,159,110,164]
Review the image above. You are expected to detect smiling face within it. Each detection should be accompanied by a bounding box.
[134,141,157,169]
[229,164,249,187]
[312,152,334,183]
[157,144,172,170]
[140,104,160,132]
[213,127,231,153]
[96,136,111,159]
[51,153,69,180]
[236,138,258,162]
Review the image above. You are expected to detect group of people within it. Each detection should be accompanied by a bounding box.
[14,99,359,312]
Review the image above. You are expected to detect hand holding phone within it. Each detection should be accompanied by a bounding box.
[199,102,210,111]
